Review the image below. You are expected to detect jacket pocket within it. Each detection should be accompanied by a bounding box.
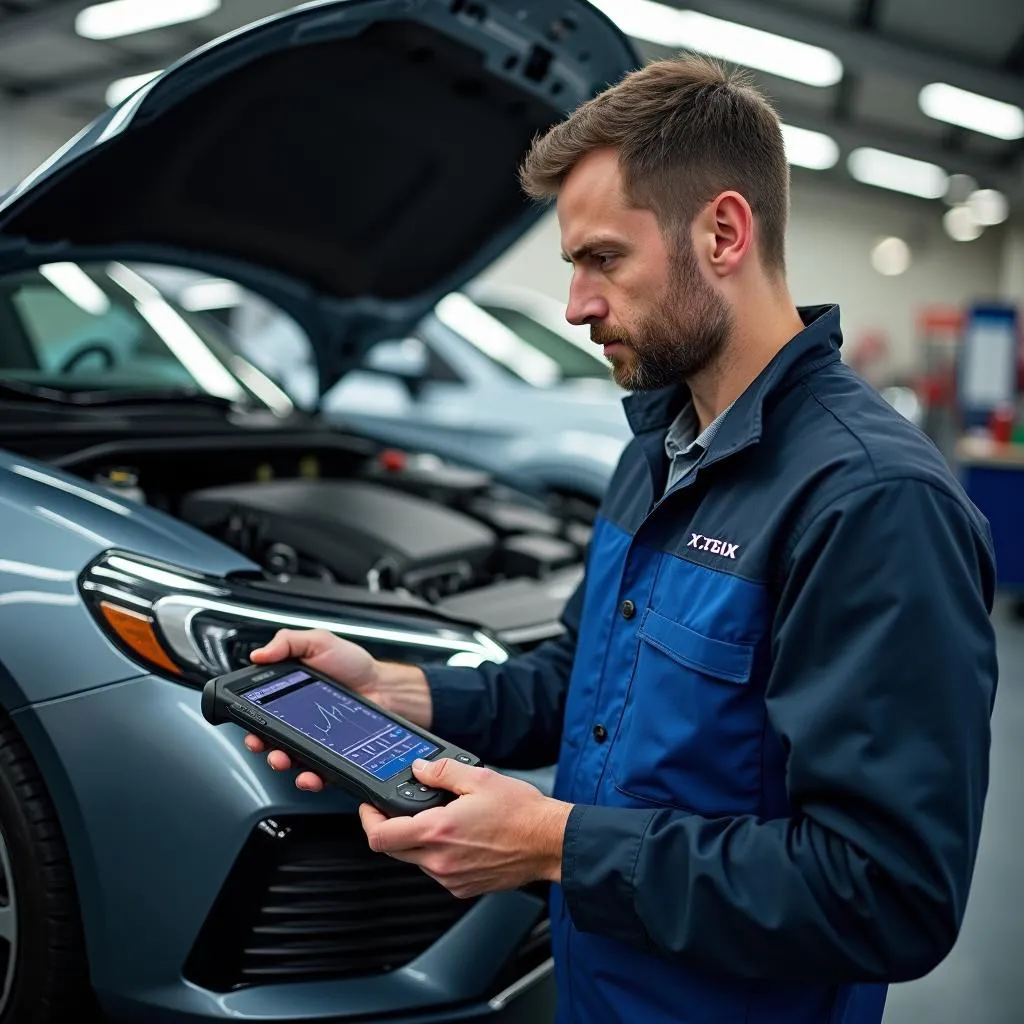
[610,608,764,815]
[639,609,754,683]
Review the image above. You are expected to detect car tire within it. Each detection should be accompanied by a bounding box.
[0,712,100,1023]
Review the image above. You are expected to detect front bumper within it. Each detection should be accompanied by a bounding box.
[13,674,554,1022]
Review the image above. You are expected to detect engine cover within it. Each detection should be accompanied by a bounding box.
[181,479,497,597]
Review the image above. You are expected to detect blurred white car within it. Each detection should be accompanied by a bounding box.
[324,290,631,506]
[166,272,632,507]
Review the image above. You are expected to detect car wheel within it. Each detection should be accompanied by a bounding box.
[0,712,99,1022]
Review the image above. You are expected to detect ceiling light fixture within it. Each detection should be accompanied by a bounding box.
[105,70,162,107]
[76,0,220,41]
[943,206,983,242]
[179,279,245,311]
[780,124,839,170]
[919,83,1024,141]
[590,0,843,87]
[39,263,111,316]
[967,188,1009,226]
[870,237,911,277]
[847,147,949,200]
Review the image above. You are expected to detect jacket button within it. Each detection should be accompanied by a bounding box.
[592,724,608,743]
[620,599,636,620]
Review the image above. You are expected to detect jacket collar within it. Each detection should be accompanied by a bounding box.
[621,304,843,461]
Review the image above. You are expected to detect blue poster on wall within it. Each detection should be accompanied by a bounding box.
[957,303,1019,429]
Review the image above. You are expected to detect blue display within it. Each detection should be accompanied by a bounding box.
[246,670,438,781]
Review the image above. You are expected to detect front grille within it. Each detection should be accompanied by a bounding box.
[185,815,479,991]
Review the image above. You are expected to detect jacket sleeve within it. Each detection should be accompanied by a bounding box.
[420,572,583,768]
[561,477,998,982]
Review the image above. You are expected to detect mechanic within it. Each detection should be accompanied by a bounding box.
[243,55,999,1023]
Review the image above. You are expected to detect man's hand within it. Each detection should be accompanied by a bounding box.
[359,758,574,898]
[241,628,432,791]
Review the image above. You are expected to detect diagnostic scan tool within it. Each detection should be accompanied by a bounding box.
[202,661,481,816]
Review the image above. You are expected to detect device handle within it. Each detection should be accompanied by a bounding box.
[201,673,235,726]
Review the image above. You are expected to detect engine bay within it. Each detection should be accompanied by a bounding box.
[49,429,592,644]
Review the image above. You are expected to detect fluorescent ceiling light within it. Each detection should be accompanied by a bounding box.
[870,237,911,277]
[76,0,220,40]
[105,71,162,107]
[435,293,560,388]
[780,124,839,170]
[179,279,245,311]
[919,83,1024,141]
[590,0,843,87]
[227,356,295,417]
[847,147,948,199]
[967,188,1009,226]
[105,263,244,402]
[943,206,983,242]
[39,263,111,315]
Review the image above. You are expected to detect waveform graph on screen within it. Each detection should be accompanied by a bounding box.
[259,676,439,781]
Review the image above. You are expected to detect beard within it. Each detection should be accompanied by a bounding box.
[592,245,733,392]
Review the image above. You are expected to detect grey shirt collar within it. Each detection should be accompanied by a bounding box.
[663,400,733,493]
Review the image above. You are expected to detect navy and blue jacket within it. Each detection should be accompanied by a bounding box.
[425,305,998,1024]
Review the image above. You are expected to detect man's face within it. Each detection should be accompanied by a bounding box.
[556,148,732,391]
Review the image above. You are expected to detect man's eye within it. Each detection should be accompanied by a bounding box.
[596,254,618,269]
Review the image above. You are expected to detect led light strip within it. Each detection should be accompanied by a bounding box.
[152,594,510,670]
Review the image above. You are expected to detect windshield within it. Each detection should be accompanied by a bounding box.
[0,261,291,412]
[433,292,608,386]
[479,303,608,381]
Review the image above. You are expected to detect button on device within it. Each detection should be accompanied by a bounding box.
[593,724,608,743]
[396,779,437,802]
[232,703,267,726]
[620,599,636,620]
[456,754,472,763]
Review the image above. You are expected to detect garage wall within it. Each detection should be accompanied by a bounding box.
[1000,227,1024,303]
[479,175,1008,381]
[0,101,84,193]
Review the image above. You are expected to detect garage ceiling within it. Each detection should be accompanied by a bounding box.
[0,0,1022,223]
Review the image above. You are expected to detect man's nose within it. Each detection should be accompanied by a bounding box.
[565,281,609,327]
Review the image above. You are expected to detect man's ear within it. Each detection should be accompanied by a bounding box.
[696,191,754,278]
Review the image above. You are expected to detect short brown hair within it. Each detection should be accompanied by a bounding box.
[519,55,790,272]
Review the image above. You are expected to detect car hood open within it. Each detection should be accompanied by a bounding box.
[0,0,637,394]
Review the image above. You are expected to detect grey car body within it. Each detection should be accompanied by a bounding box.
[0,2,638,1022]
[324,289,631,503]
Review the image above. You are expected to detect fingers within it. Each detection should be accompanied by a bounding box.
[360,804,436,854]
[266,749,293,771]
[358,802,388,833]
[411,757,485,796]
[248,630,292,663]
[243,735,287,768]
[250,628,334,664]
[295,771,325,792]
[251,743,324,792]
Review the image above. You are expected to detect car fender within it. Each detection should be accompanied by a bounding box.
[0,449,256,708]
[501,429,628,501]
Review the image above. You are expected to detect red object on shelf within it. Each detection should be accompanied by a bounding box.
[990,407,1015,445]
[379,449,407,472]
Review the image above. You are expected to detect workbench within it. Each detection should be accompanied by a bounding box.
[955,436,1024,592]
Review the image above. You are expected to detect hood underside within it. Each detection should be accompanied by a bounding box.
[0,0,638,391]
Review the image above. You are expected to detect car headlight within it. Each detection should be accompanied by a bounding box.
[80,550,509,686]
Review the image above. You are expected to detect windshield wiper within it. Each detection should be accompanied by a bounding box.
[0,380,239,409]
